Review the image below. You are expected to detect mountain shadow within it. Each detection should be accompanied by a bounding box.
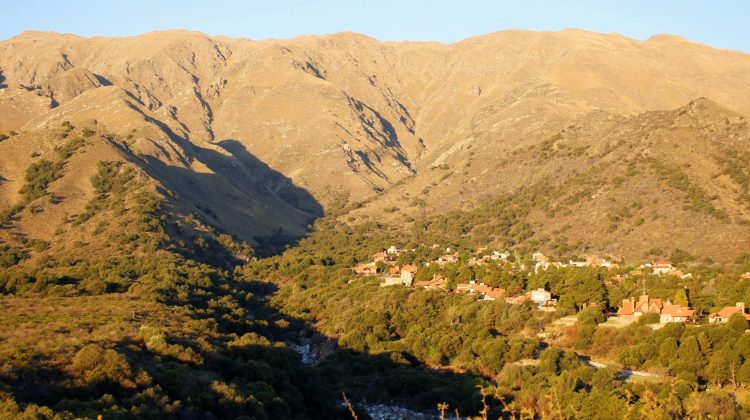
[0,277,488,418]
[108,135,323,257]
[215,139,323,217]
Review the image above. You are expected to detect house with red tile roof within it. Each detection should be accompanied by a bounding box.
[381,265,419,287]
[352,262,378,276]
[434,253,459,266]
[372,251,396,265]
[484,288,507,301]
[617,295,664,318]
[467,257,486,266]
[472,284,494,295]
[660,302,695,323]
[415,274,448,291]
[618,295,693,323]
[455,281,495,296]
[400,265,418,287]
[505,295,530,305]
[652,260,675,275]
[709,302,750,324]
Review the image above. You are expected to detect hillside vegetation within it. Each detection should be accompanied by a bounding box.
[1,29,750,418]
[2,30,750,260]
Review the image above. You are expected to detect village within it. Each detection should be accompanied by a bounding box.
[352,245,750,328]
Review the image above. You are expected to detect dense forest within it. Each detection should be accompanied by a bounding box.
[235,213,750,418]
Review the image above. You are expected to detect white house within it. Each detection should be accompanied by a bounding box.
[652,260,675,275]
[530,288,550,304]
[568,260,590,268]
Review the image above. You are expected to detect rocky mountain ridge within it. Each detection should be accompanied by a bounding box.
[2,29,750,259]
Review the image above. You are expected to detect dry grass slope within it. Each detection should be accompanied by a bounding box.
[1,29,750,260]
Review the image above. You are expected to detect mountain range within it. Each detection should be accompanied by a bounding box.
[2,28,750,262]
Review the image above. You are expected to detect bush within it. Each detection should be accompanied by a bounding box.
[0,245,25,268]
[19,159,60,202]
[577,305,605,325]
[637,312,661,325]
[727,313,749,333]
[575,323,597,350]
[70,344,136,389]
[140,325,203,364]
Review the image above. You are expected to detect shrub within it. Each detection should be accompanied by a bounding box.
[19,159,60,202]
[575,323,597,350]
[140,325,203,364]
[637,312,661,325]
[727,313,749,333]
[70,344,136,389]
[0,245,25,268]
[577,305,605,325]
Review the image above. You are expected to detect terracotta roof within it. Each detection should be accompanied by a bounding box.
[401,265,418,274]
[710,306,750,319]
[352,263,377,274]
[661,304,694,318]
[416,274,447,289]
[653,260,673,267]
[505,295,529,304]
[485,289,506,299]
[618,296,664,315]
[472,284,493,294]
[436,254,459,263]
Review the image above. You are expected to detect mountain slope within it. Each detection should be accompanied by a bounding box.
[372,99,750,263]
[2,29,750,260]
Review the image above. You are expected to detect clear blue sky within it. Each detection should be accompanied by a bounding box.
[2,1,749,52]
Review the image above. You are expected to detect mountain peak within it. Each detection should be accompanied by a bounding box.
[646,33,692,44]
[7,30,77,41]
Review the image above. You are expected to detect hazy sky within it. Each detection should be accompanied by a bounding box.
[2,1,749,52]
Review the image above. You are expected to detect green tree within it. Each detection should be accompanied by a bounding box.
[70,344,136,389]
[738,360,750,386]
[674,288,689,306]
[673,336,705,374]
[726,313,749,333]
[575,323,597,350]
[658,337,678,367]
[577,305,605,325]
[706,347,731,387]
